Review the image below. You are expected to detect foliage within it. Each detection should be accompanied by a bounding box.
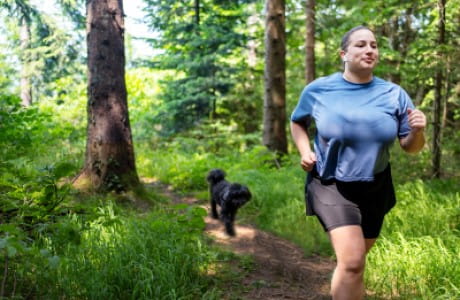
[0,49,14,91]
[0,0,84,103]
[37,74,87,149]
[143,0,258,135]
[125,68,171,141]
[0,94,235,299]
[40,207,216,299]
[55,0,86,30]
[0,94,50,159]
[1,199,227,299]
[366,178,460,299]
[0,93,79,297]
[0,96,223,297]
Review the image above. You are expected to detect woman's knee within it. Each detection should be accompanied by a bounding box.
[338,255,366,275]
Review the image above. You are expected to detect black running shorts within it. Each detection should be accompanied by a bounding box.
[305,164,396,239]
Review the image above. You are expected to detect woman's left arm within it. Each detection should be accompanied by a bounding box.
[399,108,427,153]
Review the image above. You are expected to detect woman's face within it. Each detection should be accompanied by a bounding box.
[341,29,379,73]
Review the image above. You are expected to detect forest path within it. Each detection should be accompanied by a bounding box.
[144,179,334,300]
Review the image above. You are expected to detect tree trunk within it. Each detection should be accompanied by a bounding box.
[20,18,32,107]
[305,0,315,84]
[432,0,446,178]
[247,14,258,68]
[74,0,139,192]
[195,0,200,25]
[263,0,287,155]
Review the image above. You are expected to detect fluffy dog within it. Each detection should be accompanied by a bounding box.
[206,169,251,236]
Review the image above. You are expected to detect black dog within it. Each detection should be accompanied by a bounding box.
[206,169,251,236]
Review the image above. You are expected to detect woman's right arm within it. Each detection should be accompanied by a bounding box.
[290,121,316,171]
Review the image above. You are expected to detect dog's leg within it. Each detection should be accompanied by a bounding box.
[225,222,235,236]
[221,207,236,236]
[228,210,237,236]
[211,196,219,219]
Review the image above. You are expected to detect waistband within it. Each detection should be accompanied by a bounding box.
[309,164,391,185]
[310,167,336,185]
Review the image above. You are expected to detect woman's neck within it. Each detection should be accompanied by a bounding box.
[342,70,373,84]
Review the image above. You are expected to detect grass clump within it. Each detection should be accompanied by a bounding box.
[2,203,225,299]
[367,234,459,299]
[365,178,460,299]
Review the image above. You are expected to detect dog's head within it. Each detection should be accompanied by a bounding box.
[206,169,226,185]
[223,183,251,207]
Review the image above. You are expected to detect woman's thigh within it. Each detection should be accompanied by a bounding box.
[329,225,367,268]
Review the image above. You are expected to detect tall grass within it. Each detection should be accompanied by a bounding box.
[365,179,460,299]
[16,205,223,299]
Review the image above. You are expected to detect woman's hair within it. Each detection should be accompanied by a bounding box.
[341,25,374,51]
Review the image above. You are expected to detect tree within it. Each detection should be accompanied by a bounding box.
[305,0,315,84]
[432,0,446,178]
[144,0,253,135]
[263,0,287,155]
[1,0,36,106]
[1,0,82,106]
[19,16,32,106]
[73,0,139,192]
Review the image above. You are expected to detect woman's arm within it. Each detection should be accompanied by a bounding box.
[399,108,426,153]
[290,121,317,171]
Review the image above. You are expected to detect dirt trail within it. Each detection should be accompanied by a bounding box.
[146,180,335,300]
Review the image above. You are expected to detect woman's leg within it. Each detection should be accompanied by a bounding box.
[329,225,368,300]
[365,238,377,253]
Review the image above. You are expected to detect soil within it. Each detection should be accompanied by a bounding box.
[145,180,335,300]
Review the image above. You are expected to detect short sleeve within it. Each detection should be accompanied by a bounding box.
[291,85,315,128]
[397,88,415,138]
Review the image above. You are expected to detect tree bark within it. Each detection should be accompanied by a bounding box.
[432,0,446,178]
[263,0,287,155]
[20,18,32,107]
[74,0,139,192]
[195,0,200,25]
[305,0,315,84]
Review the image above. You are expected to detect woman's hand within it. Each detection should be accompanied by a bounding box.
[407,108,427,132]
[290,121,316,171]
[399,108,426,153]
[300,151,317,172]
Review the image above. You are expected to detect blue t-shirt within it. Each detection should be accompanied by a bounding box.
[291,72,414,181]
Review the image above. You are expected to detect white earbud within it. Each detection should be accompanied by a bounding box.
[342,54,350,62]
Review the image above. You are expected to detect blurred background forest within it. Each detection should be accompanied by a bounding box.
[0,0,459,299]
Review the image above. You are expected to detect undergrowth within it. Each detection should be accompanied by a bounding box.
[0,96,244,299]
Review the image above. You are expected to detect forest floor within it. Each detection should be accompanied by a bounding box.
[145,180,335,300]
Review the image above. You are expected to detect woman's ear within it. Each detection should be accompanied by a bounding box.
[339,50,347,63]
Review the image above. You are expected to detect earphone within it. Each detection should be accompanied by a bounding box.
[342,54,350,62]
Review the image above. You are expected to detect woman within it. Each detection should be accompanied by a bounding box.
[290,26,426,300]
